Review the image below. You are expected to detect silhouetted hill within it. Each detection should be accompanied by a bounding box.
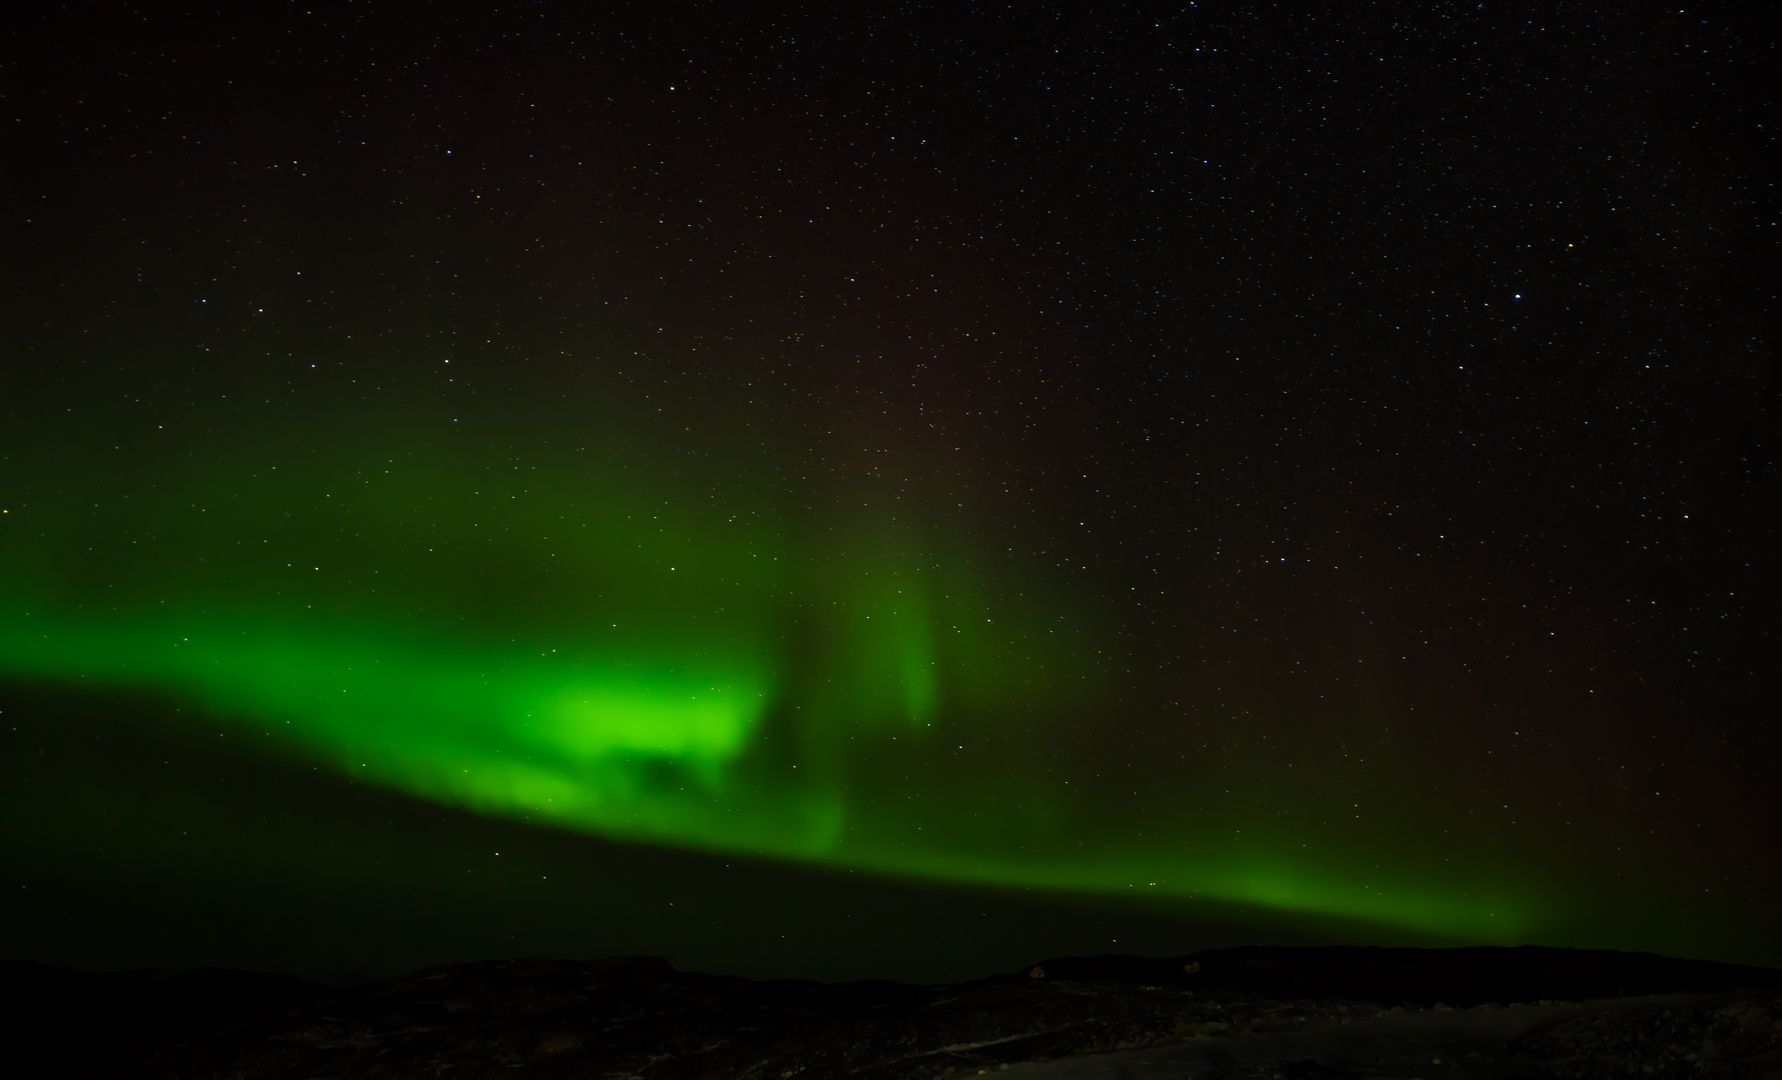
[4,946,1779,1078]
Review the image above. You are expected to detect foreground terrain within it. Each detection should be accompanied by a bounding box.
[4,946,1779,1078]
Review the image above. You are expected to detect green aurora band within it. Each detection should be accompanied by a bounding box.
[0,416,1541,941]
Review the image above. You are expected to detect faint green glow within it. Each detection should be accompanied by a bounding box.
[0,425,1542,941]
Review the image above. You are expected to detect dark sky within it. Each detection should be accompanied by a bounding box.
[2,1,1777,982]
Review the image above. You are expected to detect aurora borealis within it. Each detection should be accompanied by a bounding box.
[3,3,1777,980]
[2,408,1533,939]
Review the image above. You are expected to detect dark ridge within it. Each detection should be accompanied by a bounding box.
[1025,944,1782,1007]
[5,946,1780,1078]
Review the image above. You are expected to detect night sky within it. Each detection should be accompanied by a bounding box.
[2,2,1777,983]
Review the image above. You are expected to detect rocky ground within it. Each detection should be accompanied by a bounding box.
[4,946,1778,1079]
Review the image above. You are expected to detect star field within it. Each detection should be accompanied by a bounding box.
[0,2,1776,978]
